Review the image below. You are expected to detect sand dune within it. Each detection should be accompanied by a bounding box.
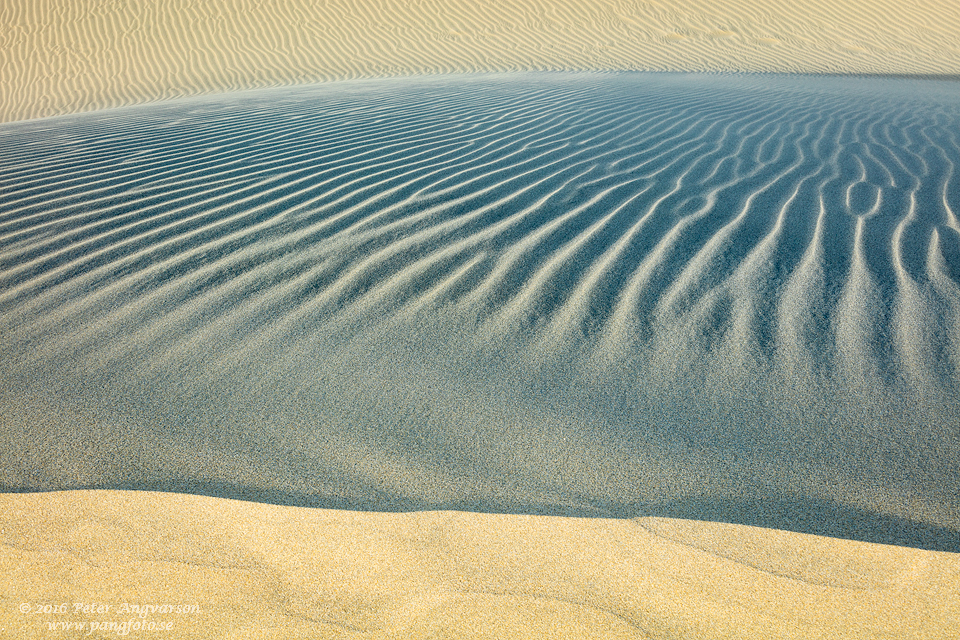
[1,73,958,553]
[2,0,960,122]
[2,490,958,639]
[3,4,960,635]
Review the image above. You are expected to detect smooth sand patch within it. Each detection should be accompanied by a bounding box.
[1,490,958,639]
[2,0,960,122]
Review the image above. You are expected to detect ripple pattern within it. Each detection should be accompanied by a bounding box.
[1,73,959,549]
[3,0,960,121]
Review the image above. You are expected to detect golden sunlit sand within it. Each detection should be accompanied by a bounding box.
[2,491,958,639]
[2,0,960,122]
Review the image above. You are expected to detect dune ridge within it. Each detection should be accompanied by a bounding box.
[1,73,958,551]
[2,0,960,122]
[2,490,958,639]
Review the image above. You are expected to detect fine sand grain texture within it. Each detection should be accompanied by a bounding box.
[1,491,958,639]
[1,73,959,556]
[2,0,960,121]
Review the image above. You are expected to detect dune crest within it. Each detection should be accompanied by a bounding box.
[2,0,960,121]
[2,490,958,639]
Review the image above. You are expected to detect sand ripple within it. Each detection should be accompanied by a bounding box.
[1,73,958,550]
[2,0,960,121]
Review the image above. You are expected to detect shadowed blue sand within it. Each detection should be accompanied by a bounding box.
[1,73,958,551]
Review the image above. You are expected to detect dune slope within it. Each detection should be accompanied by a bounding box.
[2,491,958,639]
[2,0,960,121]
[1,73,958,551]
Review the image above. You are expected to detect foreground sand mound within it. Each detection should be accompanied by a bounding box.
[1,73,958,551]
[1,490,958,639]
[2,0,960,121]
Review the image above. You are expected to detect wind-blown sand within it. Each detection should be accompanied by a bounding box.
[2,73,958,544]
[2,5,960,639]
[2,75,959,637]
[2,0,960,122]
[2,491,958,639]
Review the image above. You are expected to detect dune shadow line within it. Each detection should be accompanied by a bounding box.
[5,483,956,553]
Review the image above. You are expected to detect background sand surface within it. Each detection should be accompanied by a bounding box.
[2,0,960,122]
[2,491,959,639]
